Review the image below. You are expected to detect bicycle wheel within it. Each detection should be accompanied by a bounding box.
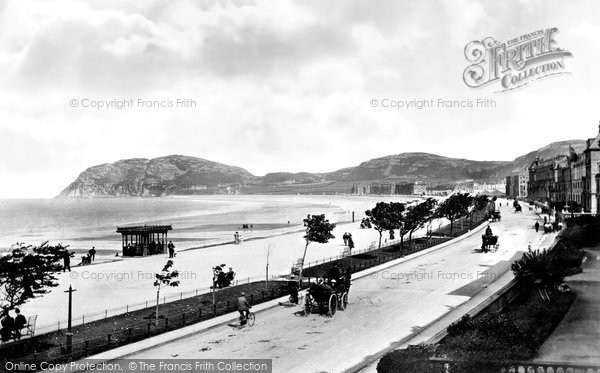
[247,312,255,327]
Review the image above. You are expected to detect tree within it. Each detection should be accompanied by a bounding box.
[404,198,437,245]
[153,260,179,326]
[0,242,69,317]
[365,202,405,248]
[297,214,336,282]
[436,193,473,234]
[469,194,490,224]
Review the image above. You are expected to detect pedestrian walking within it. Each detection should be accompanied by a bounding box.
[343,232,348,246]
[348,234,355,250]
[389,229,395,240]
[534,221,540,233]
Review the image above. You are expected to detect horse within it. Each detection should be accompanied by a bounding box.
[481,235,499,253]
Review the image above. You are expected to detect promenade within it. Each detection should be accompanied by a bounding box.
[96,202,555,372]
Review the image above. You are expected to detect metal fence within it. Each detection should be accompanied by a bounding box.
[34,274,282,335]
[426,357,600,373]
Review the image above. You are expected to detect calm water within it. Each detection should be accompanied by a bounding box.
[0,195,349,256]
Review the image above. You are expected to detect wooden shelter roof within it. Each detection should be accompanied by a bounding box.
[116,225,173,234]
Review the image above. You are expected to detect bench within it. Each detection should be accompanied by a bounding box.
[21,315,37,337]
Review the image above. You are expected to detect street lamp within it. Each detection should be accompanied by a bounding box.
[64,285,77,355]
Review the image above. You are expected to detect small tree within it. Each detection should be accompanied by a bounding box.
[436,193,473,234]
[365,202,405,248]
[153,260,179,326]
[0,242,69,317]
[297,214,336,282]
[404,198,437,245]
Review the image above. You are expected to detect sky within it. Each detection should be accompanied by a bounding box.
[1,0,600,198]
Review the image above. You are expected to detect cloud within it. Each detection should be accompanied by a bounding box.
[1,0,600,197]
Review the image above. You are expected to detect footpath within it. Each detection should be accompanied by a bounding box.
[534,243,600,364]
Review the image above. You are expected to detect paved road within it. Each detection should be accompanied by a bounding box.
[126,204,554,373]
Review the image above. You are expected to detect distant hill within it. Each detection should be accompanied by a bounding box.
[57,139,589,197]
[58,155,255,198]
[324,152,510,181]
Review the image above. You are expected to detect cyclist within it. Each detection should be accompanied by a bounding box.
[237,292,251,325]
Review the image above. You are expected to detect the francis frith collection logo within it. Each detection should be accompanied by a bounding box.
[463,28,572,92]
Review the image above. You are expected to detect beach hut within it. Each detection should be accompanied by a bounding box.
[116,225,173,257]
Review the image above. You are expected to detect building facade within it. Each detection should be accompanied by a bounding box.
[351,181,427,196]
[527,125,600,213]
[505,171,529,199]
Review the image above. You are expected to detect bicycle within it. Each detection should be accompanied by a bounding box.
[239,311,255,327]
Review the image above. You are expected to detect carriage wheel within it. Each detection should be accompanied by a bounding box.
[304,294,313,316]
[338,292,348,310]
[337,293,346,310]
[327,294,337,317]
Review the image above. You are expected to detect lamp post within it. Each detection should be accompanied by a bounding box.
[64,285,77,355]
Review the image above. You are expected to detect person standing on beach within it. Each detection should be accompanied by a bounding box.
[89,247,96,262]
[63,251,72,272]
[167,241,175,258]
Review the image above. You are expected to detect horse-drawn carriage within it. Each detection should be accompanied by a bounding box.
[490,210,501,222]
[513,200,522,213]
[481,234,499,253]
[304,279,349,316]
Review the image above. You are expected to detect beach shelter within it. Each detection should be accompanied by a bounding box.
[116,225,173,257]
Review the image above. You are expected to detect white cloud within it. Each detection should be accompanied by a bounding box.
[1,0,600,197]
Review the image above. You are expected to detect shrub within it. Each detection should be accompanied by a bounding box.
[511,248,564,289]
[377,344,435,373]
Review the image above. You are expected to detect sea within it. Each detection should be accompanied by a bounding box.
[0,195,379,258]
